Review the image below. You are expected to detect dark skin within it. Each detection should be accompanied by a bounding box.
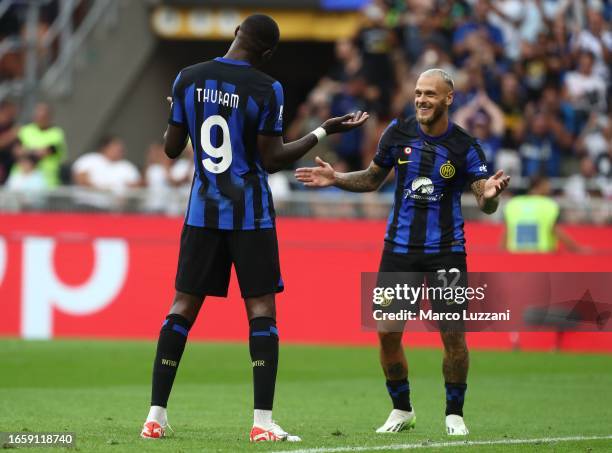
[296,72,510,387]
[164,22,369,324]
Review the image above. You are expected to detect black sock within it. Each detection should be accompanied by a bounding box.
[386,379,412,411]
[445,382,467,416]
[150,314,191,407]
[249,317,279,411]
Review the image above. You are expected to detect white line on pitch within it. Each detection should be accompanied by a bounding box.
[272,434,612,453]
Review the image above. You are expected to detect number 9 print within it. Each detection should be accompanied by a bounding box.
[201,115,233,174]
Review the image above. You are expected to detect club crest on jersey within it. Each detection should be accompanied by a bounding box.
[403,146,412,155]
[440,161,455,179]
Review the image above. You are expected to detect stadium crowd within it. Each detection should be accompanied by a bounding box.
[0,0,610,221]
[290,0,611,197]
[0,0,92,82]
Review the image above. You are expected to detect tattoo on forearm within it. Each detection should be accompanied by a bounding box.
[471,179,498,214]
[335,164,389,193]
[471,180,485,199]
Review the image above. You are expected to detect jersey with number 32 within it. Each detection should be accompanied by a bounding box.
[169,57,284,230]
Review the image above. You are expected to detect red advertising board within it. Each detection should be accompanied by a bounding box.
[1,213,611,352]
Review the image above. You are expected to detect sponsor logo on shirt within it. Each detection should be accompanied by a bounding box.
[404,176,443,201]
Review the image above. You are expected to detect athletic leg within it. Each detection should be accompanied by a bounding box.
[440,330,469,414]
[375,325,416,433]
[143,225,231,438]
[428,254,470,435]
[374,250,420,432]
[379,330,412,411]
[245,295,278,426]
[143,291,203,435]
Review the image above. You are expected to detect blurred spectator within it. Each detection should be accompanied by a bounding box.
[325,38,364,86]
[286,89,336,168]
[503,176,584,252]
[6,154,46,191]
[268,172,292,210]
[570,5,612,82]
[537,84,577,137]
[563,51,608,128]
[144,142,172,212]
[556,0,589,32]
[72,136,141,194]
[398,1,449,65]
[576,112,611,161]
[142,141,195,215]
[355,3,397,117]
[145,142,171,189]
[411,40,457,84]
[18,102,67,188]
[518,111,571,177]
[329,75,370,171]
[169,143,194,188]
[488,0,563,60]
[564,156,600,204]
[0,101,18,184]
[594,151,612,199]
[452,58,489,108]
[454,90,506,168]
[453,0,505,63]
[564,156,608,223]
[498,72,525,149]
[519,34,553,99]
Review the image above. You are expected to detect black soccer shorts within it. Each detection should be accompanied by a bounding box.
[376,250,469,321]
[175,225,284,298]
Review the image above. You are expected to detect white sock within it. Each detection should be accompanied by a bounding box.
[146,406,167,426]
[253,409,273,428]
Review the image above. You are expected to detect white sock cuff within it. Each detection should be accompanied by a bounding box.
[147,405,167,425]
[254,409,273,427]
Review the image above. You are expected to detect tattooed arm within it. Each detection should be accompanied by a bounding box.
[471,170,511,214]
[295,158,391,193]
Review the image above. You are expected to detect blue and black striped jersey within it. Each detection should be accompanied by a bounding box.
[169,57,284,230]
[374,117,489,254]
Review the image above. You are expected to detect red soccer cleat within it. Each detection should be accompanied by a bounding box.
[249,423,301,442]
[140,421,165,439]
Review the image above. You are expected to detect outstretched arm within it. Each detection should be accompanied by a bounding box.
[471,170,510,214]
[295,158,391,193]
[258,112,369,173]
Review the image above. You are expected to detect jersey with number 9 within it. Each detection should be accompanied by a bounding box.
[169,57,284,230]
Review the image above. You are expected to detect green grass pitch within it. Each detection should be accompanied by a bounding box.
[1,339,611,452]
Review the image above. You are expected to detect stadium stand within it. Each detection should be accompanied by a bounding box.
[0,0,610,224]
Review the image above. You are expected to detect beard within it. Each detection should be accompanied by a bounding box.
[416,102,446,126]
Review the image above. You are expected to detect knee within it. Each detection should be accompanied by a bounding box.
[379,332,403,354]
[169,291,203,324]
[245,295,276,321]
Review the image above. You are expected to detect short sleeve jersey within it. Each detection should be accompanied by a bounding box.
[169,57,284,230]
[374,117,489,254]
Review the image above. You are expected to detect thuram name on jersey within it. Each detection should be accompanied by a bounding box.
[197,88,240,109]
